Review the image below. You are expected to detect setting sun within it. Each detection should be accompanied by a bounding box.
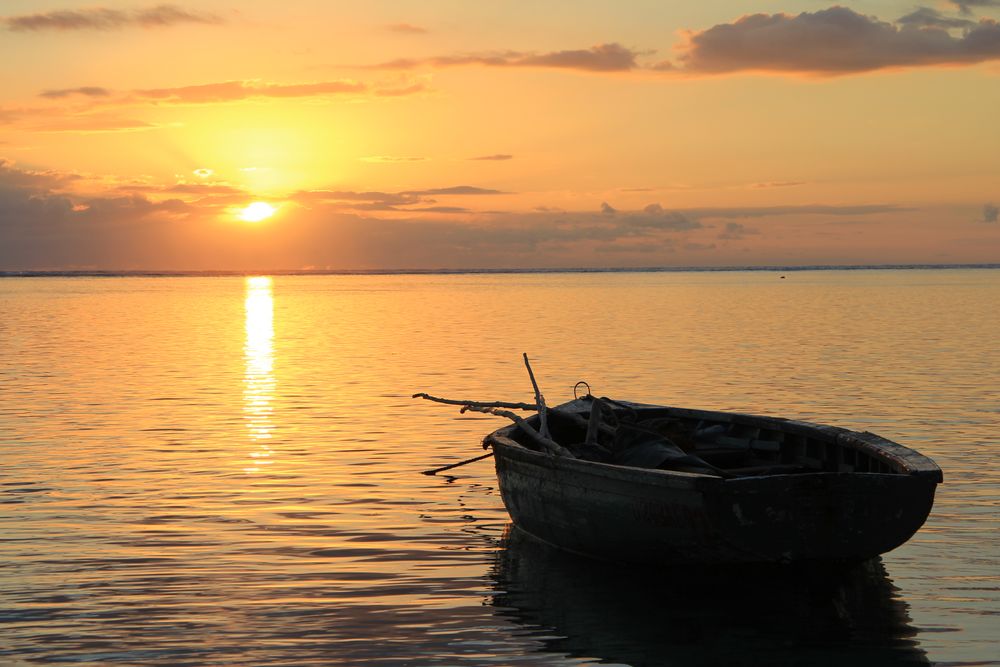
[239,202,277,223]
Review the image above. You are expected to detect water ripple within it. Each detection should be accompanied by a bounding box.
[1,270,998,665]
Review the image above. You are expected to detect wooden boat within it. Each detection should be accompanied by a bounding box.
[484,398,942,565]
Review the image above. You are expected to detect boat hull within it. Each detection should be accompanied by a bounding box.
[489,402,940,565]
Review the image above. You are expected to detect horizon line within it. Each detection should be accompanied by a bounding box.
[2,262,998,278]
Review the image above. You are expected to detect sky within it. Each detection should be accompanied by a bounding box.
[1,0,998,271]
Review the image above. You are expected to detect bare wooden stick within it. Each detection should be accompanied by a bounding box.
[414,394,603,434]
[412,393,537,411]
[461,405,575,458]
[421,452,494,476]
[522,353,550,440]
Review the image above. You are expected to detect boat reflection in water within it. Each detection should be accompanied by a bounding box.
[490,527,929,666]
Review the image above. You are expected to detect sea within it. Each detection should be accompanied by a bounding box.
[1,267,997,666]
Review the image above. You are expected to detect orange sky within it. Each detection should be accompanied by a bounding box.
[1,0,998,270]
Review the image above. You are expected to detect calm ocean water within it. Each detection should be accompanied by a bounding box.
[1,269,997,666]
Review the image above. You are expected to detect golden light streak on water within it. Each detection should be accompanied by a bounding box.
[244,276,275,471]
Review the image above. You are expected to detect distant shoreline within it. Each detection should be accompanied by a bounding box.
[1,263,998,278]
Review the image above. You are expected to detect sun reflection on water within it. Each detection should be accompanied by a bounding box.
[244,276,275,471]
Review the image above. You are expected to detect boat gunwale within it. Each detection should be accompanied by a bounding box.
[485,400,943,484]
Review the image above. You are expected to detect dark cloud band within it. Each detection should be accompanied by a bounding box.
[372,43,641,73]
[671,6,1000,75]
[3,5,223,32]
[367,6,1000,78]
[39,87,111,99]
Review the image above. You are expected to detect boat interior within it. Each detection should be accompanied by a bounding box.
[507,404,905,479]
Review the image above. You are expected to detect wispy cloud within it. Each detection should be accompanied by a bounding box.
[982,203,999,223]
[896,7,976,29]
[470,154,513,161]
[750,181,806,189]
[949,0,1000,15]
[666,6,1000,76]
[0,102,166,134]
[3,4,223,32]
[291,189,417,211]
[28,117,160,134]
[371,43,642,73]
[39,87,112,99]
[410,205,469,214]
[718,222,759,240]
[373,82,428,97]
[682,242,717,252]
[118,182,247,196]
[386,22,427,34]
[404,186,504,195]
[291,185,506,212]
[14,79,422,121]
[688,204,904,218]
[134,79,368,103]
[360,156,427,163]
[630,204,702,230]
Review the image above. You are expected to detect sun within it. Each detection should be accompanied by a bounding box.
[238,202,277,223]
